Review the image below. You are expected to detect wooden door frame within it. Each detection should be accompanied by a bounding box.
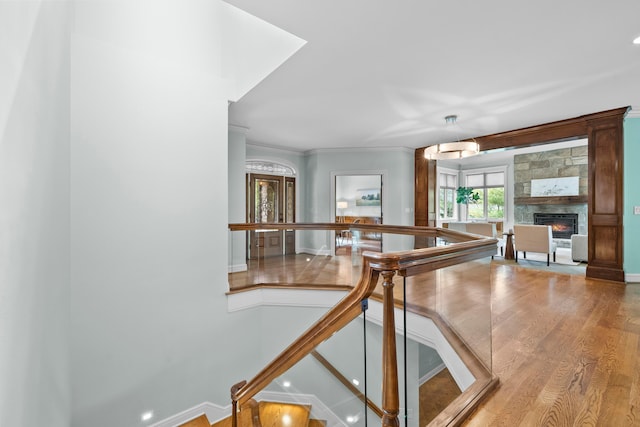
[415,106,629,282]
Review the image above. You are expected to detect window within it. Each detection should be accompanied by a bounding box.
[438,169,458,220]
[463,169,506,220]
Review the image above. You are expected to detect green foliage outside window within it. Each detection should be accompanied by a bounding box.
[487,187,504,219]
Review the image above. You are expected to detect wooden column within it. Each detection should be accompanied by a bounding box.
[587,115,625,282]
[414,107,630,282]
[381,270,399,427]
[414,149,436,227]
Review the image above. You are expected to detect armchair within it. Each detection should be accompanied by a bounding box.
[513,224,557,266]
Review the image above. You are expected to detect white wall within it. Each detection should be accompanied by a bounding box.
[229,129,247,270]
[304,148,415,251]
[70,2,260,425]
[0,3,71,427]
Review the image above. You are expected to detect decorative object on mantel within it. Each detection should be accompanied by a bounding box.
[531,177,579,197]
[424,115,480,160]
[456,186,480,204]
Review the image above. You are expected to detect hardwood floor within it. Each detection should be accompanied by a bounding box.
[228,255,640,426]
[464,265,640,426]
[420,368,462,425]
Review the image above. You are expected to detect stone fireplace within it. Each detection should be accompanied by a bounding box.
[514,145,588,247]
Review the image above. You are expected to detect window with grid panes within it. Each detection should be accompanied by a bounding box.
[465,171,505,220]
[438,171,458,220]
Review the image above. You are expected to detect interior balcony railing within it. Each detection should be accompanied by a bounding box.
[227,223,499,427]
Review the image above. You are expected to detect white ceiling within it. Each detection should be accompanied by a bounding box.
[226,0,640,152]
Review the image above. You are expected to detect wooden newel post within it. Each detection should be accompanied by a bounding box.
[230,380,247,427]
[381,270,400,427]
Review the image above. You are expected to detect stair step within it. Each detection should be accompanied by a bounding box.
[210,401,320,427]
[259,401,311,426]
[178,414,211,427]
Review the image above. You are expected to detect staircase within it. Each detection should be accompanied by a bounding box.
[178,401,326,427]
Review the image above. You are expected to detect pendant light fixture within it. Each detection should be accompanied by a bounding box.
[424,115,480,160]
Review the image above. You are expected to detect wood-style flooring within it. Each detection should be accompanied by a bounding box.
[228,254,640,426]
[420,368,462,426]
[464,264,640,427]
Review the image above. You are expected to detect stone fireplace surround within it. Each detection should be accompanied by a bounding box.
[514,145,588,248]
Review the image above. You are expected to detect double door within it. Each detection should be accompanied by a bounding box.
[248,174,295,259]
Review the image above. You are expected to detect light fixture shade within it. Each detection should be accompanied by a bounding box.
[424,140,479,160]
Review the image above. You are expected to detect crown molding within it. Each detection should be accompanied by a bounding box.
[626,106,640,119]
[246,141,306,155]
[305,146,414,156]
[228,124,250,134]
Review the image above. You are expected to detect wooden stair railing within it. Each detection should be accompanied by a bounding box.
[229,223,497,427]
[231,258,381,423]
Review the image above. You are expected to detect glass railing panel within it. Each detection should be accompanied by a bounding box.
[400,270,458,427]
[399,248,493,425]
[229,223,495,427]
[434,256,492,373]
[229,227,355,289]
[249,312,381,427]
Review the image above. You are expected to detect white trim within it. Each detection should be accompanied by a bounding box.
[460,165,509,222]
[150,392,346,427]
[228,263,248,273]
[228,124,250,134]
[626,106,640,119]
[436,166,460,224]
[625,273,640,283]
[149,401,230,427]
[306,146,414,155]
[247,142,306,155]
[227,288,348,312]
[419,363,447,386]
[256,391,347,427]
[245,158,297,176]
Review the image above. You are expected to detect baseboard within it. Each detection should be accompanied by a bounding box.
[149,392,343,427]
[227,288,348,312]
[419,363,446,386]
[625,273,640,283]
[228,263,248,273]
[149,401,230,427]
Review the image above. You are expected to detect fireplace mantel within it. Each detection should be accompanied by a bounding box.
[514,195,588,205]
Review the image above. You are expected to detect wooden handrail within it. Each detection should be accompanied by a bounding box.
[232,257,381,407]
[310,350,384,419]
[229,223,498,425]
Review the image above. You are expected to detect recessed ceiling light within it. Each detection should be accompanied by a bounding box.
[141,411,154,422]
[352,378,360,386]
[282,380,291,388]
[634,35,640,44]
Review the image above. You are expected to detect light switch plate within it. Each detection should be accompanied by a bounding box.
[634,206,640,215]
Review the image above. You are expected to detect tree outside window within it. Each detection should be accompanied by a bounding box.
[464,171,505,221]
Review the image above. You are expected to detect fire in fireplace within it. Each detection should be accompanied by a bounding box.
[534,213,578,239]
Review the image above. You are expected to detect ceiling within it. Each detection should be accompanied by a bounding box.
[226,0,640,152]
